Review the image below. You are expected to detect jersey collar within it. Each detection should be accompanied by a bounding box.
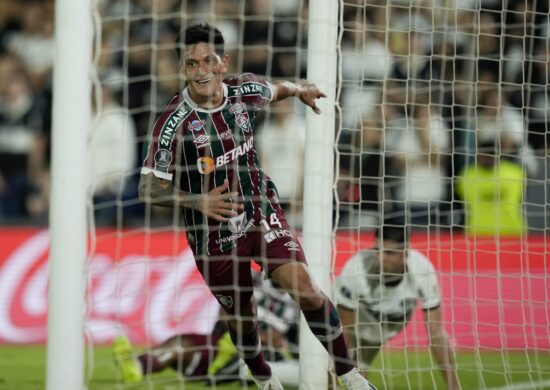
[182,83,229,113]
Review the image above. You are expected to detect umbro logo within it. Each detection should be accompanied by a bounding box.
[193,135,210,149]
[284,241,301,251]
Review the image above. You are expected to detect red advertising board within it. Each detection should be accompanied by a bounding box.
[0,228,548,349]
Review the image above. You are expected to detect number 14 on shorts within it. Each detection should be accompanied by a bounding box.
[261,214,292,243]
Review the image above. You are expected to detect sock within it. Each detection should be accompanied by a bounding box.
[270,360,300,387]
[228,324,272,379]
[137,353,163,374]
[302,294,355,376]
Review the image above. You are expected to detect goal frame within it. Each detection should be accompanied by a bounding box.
[299,0,339,388]
[46,0,92,389]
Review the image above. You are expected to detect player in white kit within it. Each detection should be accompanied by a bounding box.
[335,224,460,390]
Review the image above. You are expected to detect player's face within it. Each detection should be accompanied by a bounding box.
[182,42,228,105]
[377,240,407,276]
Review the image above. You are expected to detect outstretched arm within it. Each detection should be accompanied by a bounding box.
[270,80,327,114]
[425,307,461,390]
[138,173,243,222]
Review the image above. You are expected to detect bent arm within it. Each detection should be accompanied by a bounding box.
[138,173,243,221]
[425,307,460,390]
[138,172,201,209]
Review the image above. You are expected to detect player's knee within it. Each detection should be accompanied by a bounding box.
[296,288,324,311]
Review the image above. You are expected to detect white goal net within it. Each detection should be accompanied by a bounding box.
[335,1,549,390]
[82,0,550,389]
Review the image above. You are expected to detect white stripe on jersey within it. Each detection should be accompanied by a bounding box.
[215,109,255,216]
[211,112,229,254]
[140,167,173,181]
[178,111,202,255]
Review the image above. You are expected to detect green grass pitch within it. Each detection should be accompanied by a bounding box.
[0,345,549,389]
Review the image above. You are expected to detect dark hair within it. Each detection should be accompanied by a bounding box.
[375,223,409,245]
[176,22,225,61]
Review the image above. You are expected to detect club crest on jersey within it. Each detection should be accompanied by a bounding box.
[216,294,234,309]
[154,149,171,167]
[193,134,210,148]
[188,119,207,132]
[228,212,248,233]
[229,102,251,132]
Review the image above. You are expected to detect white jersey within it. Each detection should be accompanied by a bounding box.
[252,272,299,336]
[335,249,440,343]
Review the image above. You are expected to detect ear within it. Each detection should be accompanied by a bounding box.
[221,53,229,73]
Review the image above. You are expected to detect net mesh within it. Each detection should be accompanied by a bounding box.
[86,0,550,389]
[335,1,549,389]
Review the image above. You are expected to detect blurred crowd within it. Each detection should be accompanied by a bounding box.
[337,0,549,232]
[0,0,548,233]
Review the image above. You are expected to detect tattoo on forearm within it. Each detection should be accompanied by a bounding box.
[138,173,173,207]
[138,173,200,210]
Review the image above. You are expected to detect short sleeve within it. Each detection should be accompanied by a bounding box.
[229,73,273,109]
[411,252,441,310]
[141,95,188,181]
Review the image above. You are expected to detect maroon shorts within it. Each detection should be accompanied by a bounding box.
[195,212,306,315]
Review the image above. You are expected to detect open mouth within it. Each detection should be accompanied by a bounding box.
[195,78,211,85]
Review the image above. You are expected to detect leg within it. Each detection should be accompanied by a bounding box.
[113,333,209,383]
[137,334,208,375]
[226,296,272,380]
[195,254,272,380]
[271,262,355,376]
[261,215,377,389]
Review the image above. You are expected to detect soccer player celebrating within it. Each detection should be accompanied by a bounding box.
[139,23,376,390]
[335,224,460,390]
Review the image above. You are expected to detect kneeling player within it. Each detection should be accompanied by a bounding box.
[335,224,460,390]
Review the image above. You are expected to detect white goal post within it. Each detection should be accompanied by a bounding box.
[46,0,92,390]
[299,0,339,388]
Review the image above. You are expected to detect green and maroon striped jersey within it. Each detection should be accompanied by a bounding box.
[141,73,284,256]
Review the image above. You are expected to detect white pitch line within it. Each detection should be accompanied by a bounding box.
[482,379,550,390]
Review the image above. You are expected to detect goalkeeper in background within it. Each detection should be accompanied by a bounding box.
[335,224,460,390]
[113,270,302,387]
[139,22,376,390]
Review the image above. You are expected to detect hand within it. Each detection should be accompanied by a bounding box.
[195,179,244,222]
[297,81,327,114]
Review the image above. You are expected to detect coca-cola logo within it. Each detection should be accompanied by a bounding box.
[1,229,549,349]
[0,231,49,342]
[0,230,219,344]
